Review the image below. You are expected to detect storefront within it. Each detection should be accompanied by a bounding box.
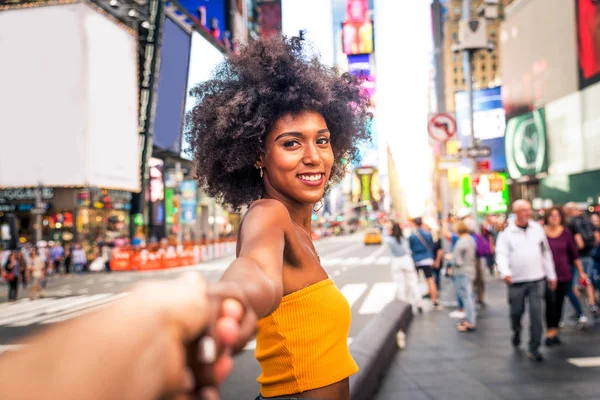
[0,187,131,245]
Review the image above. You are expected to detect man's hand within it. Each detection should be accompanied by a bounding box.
[548,279,557,291]
[503,276,513,285]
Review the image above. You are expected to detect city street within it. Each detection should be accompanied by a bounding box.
[0,233,410,398]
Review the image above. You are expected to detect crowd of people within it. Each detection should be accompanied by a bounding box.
[384,200,600,362]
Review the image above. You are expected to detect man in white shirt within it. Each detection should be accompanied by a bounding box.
[496,200,557,362]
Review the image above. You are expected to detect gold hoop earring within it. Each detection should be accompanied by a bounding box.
[313,200,323,212]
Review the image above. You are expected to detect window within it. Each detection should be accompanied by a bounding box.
[454,79,458,85]
[480,53,486,60]
[490,30,497,38]
[492,63,497,71]
[453,53,458,63]
[454,67,458,73]
[452,32,458,41]
[482,64,486,71]
[492,54,497,60]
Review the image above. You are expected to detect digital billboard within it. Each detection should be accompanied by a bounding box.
[462,172,509,214]
[501,0,578,117]
[257,0,282,38]
[153,17,191,153]
[455,86,506,172]
[342,0,372,55]
[181,32,226,160]
[504,109,548,180]
[177,0,227,41]
[576,0,600,89]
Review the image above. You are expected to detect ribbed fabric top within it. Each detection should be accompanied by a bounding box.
[255,278,359,397]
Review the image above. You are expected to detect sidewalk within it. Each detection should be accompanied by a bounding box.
[375,275,600,400]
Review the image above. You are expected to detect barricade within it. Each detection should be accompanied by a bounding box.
[110,249,133,271]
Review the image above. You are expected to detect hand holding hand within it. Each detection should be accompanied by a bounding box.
[503,276,513,285]
[548,279,557,291]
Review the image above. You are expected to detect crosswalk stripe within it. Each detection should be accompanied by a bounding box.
[359,257,375,265]
[42,293,128,324]
[375,256,391,265]
[10,294,119,327]
[568,357,600,368]
[321,257,343,267]
[342,257,361,265]
[321,255,391,267]
[0,298,68,320]
[358,282,397,315]
[340,283,368,308]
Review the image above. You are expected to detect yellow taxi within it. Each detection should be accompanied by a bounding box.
[364,228,382,245]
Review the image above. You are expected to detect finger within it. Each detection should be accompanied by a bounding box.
[221,298,244,321]
[212,353,234,384]
[216,316,240,346]
[234,311,258,353]
[199,387,220,400]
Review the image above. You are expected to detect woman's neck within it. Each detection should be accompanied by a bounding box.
[261,190,314,231]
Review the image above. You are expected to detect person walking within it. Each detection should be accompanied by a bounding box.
[383,222,422,313]
[409,217,440,308]
[453,221,477,332]
[564,202,599,318]
[2,251,21,302]
[543,207,590,346]
[496,200,557,362]
[28,248,46,300]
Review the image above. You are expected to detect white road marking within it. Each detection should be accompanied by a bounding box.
[375,256,391,265]
[358,282,397,315]
[42,293,128,324]
[568,357,600,368]
[333,270,341,277]
[342,257,361,266]
[322,258,343,267]
[77,288,90,295]
[340,283,368,308]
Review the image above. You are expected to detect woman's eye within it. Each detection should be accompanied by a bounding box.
[317,138,330,145]
[283,140,300,148]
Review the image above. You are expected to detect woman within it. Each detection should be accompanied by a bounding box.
[453,221,477,332]
[3,251,20,302]
[543,207,590,345]
[187,36,371,399]
[28,248,45,299]
[384,222,422,314]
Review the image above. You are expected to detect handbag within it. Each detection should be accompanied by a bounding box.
[2,270,15,281]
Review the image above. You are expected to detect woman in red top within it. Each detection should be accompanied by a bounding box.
[543,207,589,346]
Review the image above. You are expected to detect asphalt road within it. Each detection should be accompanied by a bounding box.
[0,233,415,399]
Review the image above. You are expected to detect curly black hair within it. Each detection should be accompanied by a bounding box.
[185,35,372,209]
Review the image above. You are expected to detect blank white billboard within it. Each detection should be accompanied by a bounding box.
[0,3,140,191]
[282,0,335,66]
[582,83,600,171]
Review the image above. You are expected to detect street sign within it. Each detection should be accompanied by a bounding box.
[428,113,457,142]
[458,146,492,158]
[476,160,491,172]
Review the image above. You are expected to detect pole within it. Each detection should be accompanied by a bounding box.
[462,0,478,224]
[431,0,450,228]
[35,182,42,243]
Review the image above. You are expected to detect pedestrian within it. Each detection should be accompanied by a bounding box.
[496,200,557,362]
[453,221,477,332]
[28,248,45,300]
[465,217,490,306]
[409,217,440,308]
[71,243,87,274]
[383,222,422,314]
[564,202,600,318]
[442,218,465,319]
[50,241,64,274]
[543,207,590,346]
[2,251,21,302]
[432,229,444,292]
[187,35,371,400]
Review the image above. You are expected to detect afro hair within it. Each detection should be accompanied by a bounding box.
[185,35,372,209]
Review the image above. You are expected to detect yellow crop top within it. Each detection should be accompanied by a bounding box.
[255,278,359,397]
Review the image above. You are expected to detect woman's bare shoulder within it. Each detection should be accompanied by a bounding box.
[244,199,291,228]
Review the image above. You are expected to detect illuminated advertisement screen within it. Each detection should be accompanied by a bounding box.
[576,0,600,89]
[504,108,548,180]
[352,166,381,210]
[153,17,191,152]
[342,20,373,55]
[181,31,226,160]
[258,0,282,38]
[455,86,506,172]
[462,172,509,214]
[177,0,227,41]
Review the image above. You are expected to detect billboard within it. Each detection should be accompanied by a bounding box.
[545,92,585,176]
[180,180,198,225]
[0,3,139,191]
[455,86,506,171]
[181,32,226,160]
[177,0,227,41]
[462,172,509,214]
[153,17,192,153]
[282,0,335,66]
[576,0,600,89]
[504,109,548,180]
[501,0,578,117]
[352,166,381,211]
[342,0,373,56]
[257,0,282,38]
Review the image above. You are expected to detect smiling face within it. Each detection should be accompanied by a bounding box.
[258,111,334,206]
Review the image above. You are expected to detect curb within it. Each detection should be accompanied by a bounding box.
[349,300,413,400]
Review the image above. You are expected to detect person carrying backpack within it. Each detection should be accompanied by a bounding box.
[564,202,599,318]
[465,217,492,305]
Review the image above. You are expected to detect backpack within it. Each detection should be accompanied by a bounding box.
[573,217,596,251]
[471,232,492,257]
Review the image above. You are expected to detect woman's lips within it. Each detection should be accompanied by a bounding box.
[297,173,325,186]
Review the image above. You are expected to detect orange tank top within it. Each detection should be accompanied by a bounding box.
[255,278,359,397]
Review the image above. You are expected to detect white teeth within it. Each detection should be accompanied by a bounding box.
[298,174,322,181]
